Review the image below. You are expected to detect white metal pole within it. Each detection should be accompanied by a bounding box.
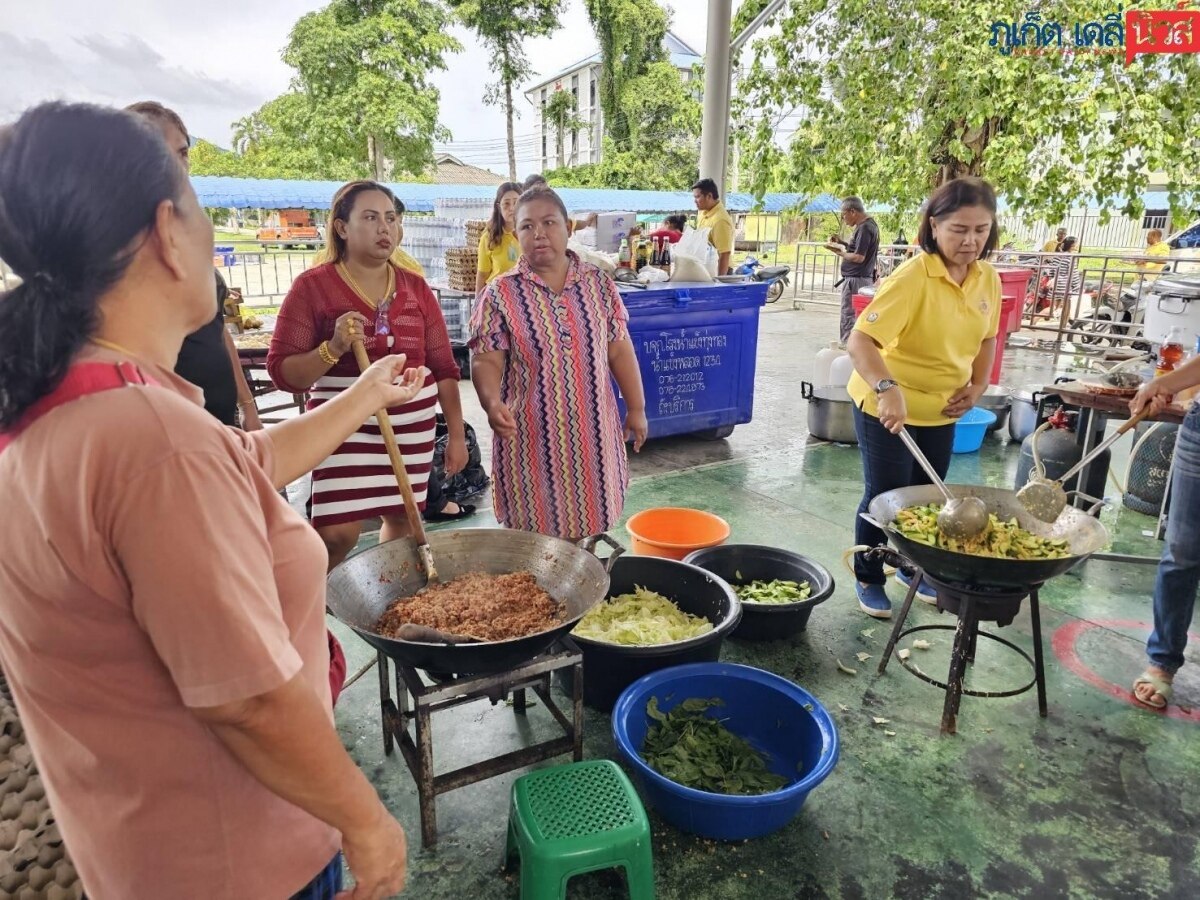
[699,0,734,186]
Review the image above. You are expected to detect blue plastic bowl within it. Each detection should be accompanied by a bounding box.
[611,662,839,840]
[952,406,997,453]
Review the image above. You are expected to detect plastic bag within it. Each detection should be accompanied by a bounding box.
[670,226,715,283]
[638,266,669,284]
[568,237,617,273]
[428,415,490,511]
[674,225,712,262]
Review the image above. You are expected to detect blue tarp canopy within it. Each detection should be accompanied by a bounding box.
[189,176,826,215]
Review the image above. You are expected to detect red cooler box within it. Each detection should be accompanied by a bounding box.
[852,289,876,318]
[991,269,1034,384]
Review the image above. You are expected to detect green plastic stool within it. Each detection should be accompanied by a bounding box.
[504,759,656,900]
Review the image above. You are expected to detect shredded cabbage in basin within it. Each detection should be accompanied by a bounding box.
[572,586,713,646]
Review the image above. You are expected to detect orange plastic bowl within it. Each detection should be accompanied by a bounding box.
[625,508,731,560]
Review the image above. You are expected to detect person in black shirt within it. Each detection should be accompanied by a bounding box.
[127,101,261,430]
[825,196,881,343]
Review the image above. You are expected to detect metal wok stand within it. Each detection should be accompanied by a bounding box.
[871,548,1048,735]
[377,637,584,846]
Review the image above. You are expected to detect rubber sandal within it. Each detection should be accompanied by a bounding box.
[425,503,476,523]
[1132,671,1173,710]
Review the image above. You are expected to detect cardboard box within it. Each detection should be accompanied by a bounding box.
[593,212,636,253]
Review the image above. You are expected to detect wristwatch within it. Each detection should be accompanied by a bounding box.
[874,378,899,395]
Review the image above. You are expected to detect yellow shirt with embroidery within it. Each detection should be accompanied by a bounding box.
[697,201,735,255]
[848,253,1002,426]
[390,247,425,277]
[478,230,521,282]
[1141,240,1171,280]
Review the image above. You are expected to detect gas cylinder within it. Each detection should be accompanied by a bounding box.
[1015,411,1110,502]
[1123,421,1178,515]
[814,342,844,386]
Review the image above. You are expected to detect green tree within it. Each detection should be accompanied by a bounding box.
[189,139,246,178]
[544,89,587,169]
[738,1,1200,222]
[231,93,366,181]
[259,0,462,181]
[584,0,668,151]
[448,0,562,181]
[543,59,701,190]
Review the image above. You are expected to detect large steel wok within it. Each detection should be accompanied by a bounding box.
[326,529,620,675]
[865,485,1109,589]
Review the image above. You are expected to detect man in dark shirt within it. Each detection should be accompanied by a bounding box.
[825,196,880,343]
[127,101,261,430]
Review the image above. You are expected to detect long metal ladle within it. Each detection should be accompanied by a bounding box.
[1018,405,1153,523]
[897,428,990,539]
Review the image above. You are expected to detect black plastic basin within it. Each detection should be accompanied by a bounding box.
[684,545,834,641]
[563,555,741,711]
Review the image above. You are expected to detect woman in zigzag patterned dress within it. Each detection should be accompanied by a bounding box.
[469,187,648,540]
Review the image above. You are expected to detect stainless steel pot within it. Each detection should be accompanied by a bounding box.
[1008,384,1043,443]
[978,385,1012,435]
[801,381,858,444]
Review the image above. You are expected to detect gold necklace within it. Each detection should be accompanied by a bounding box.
[338,262,394,310]
[90,337,138,357]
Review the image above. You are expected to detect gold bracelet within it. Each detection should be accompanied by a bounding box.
[317,341,339,366]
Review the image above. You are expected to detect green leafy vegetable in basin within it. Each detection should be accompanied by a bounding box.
[641,697,789,795]
[735,579,811,605]
[572,586,713,645]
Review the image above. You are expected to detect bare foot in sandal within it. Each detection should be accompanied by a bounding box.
[1133,666,1174,709]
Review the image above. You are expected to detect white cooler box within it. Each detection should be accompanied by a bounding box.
[1143,274,1200,345]
[593,212,636,253]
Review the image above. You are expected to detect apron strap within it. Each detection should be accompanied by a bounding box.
[0,361,156,454]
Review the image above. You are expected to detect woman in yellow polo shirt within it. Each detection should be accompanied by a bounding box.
[847,177,1002,618]
[476,181,523,293]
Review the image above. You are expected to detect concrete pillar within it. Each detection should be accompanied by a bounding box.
[699,0,734,188]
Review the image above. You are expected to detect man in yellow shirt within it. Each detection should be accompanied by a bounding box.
[692,178,734,275]
[1042,228,1066,253]
[1136,229,1172,282]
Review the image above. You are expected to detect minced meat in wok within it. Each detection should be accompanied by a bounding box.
[376,572,562,642]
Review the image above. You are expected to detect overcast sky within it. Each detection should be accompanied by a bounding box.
[1,0,715,175]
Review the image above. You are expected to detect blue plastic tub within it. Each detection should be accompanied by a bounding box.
[952,406,997,453]
[611,662,839,840]
[614,281,767,440]
[214,244,236,266]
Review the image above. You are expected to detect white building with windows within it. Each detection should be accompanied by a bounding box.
[523,31,702,172]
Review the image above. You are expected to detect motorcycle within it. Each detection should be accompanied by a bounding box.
[1069,280,1150,349]
[735,255,791,303]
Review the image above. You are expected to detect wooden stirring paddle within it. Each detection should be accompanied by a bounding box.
[350,336,439,583]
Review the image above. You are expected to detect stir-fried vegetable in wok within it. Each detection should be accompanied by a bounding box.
[735,579,812,605]
[641,697,788,795]
[573,587,712,645]
[895,504,1070,560]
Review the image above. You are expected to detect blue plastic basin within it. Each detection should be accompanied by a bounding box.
[611,662,839,840]
[952,406,997,453]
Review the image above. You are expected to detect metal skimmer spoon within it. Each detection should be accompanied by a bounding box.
[897,428,990,540]
[1018,405,1153,523]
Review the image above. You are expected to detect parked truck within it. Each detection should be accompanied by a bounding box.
[257,209,321,249]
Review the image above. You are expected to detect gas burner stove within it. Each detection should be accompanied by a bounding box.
[376,638,583,845]
[867,548,1048,735]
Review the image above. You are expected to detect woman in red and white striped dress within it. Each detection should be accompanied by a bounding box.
[268,181,467,569]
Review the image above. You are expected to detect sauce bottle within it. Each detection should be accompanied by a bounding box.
[1156,326,1186,378]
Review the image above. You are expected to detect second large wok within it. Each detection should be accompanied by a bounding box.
[866,485,1109,589]
[326,529,619,675]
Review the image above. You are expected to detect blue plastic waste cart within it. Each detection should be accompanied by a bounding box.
[615,280,767,440]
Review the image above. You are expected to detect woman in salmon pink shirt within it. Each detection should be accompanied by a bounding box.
[0,103,414,900]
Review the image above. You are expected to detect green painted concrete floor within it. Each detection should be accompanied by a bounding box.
[325,307,1200,900]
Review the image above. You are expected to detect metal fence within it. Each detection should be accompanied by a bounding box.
[786,241,1196,361]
